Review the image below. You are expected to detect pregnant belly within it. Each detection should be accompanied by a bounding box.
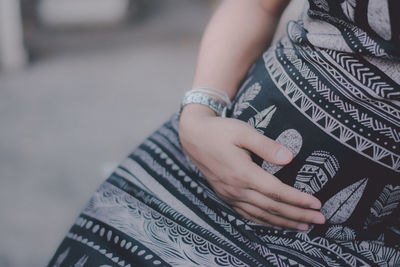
[228,38,400,246]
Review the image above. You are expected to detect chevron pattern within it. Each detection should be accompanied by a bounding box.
[261,233,375,267]
[296,48,400,125]
[351,27,387,58]
[339,239,400,266]
[294,151,340,195]
[325,49,400,102]
[281,42,400,145]
[264,50,400,172]
[364,184,400,229]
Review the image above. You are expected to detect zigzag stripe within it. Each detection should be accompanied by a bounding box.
[288,47,400,125]
[278,41,400,143]
[264,50,400,172]
[326,50,399,100]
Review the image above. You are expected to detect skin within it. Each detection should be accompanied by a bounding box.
[179,0,326,230]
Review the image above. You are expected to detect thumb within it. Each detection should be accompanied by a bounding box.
[235,123,293,165]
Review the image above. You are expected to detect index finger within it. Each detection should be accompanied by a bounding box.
[246,161,322,209]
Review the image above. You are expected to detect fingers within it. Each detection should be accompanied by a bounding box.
[234,203,309,230]
[238,189,325,224]
[246,161,322,210]
[234,123,293,165]
[180,116,325,231]
[233,124,322,210]
[233,206,276,229]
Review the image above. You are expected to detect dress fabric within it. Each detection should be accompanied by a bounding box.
[49,0,400,266]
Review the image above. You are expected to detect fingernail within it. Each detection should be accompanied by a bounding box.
[297,224,308,231]
[310,202,320,209]
[312,216,325,224]
[275,148,292,163]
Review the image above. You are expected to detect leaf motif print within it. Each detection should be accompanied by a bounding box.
[248,105,277,133]
[254,105,277,129]
[53,247,70,267]
[372,185,400,217]
[356,238,400,266]
[325,225,356,241]
[262,129,303,175]
[321,178,368,224]
[74,255,89,267]
[295,231,311,242]
[294,151,340,195]
[364,184,400,229]
[233,82,261,117]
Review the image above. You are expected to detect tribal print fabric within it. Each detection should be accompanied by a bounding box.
[49,0,400,266]
[48,114,400,267]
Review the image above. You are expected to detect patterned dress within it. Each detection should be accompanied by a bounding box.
[49,0,400,266]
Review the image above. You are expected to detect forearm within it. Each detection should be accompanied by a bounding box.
[179,1,325,231]
[192,0,289,99]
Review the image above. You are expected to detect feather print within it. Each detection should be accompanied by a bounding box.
[325,225,356,241]
[262,129,303,175]
[248,105,277,133]
[233,82,261,117]
[339,240,400,266]
[321,178,368,224]
[74,255,89,267]
[364,184,400,228]
[52,247,70,267]
[357,240,400,266]
[294,151,340,195]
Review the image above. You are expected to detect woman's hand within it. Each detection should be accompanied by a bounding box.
[179,104,326,230]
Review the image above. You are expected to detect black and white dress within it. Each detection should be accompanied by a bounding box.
[49,0,400,266]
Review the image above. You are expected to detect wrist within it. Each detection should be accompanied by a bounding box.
[178,104,216,147]
[181,89,230,117]
[180,104,217,119]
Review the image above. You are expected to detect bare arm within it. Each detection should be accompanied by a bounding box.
[192,0,290,99]
[179,0,326,230]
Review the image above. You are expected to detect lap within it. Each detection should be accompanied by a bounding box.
[48,38,400,266]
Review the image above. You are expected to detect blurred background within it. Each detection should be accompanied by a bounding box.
[0,0,304,266]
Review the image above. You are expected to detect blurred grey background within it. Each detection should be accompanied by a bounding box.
[0,0,304,266]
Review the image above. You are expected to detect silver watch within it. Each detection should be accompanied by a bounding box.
[180,92,227,117]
